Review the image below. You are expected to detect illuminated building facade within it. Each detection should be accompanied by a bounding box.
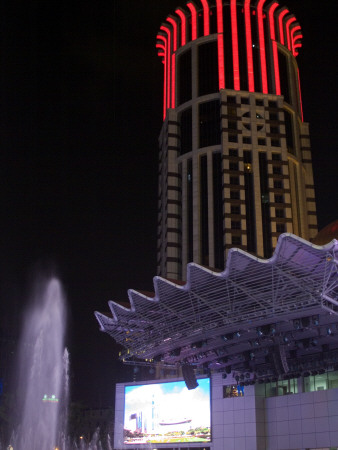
[156,0,317,280]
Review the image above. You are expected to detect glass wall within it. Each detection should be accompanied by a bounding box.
[304,370,338,392]
[198,41,218,96]
[264,378,298,397]
[180,108,192,155]
[178,49,192,105]
[199,100,221,148]
[263,370,338,397]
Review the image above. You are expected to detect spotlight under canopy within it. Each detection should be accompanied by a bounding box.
[95,234,338,378]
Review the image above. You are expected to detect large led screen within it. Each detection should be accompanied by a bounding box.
[123,378,211,445]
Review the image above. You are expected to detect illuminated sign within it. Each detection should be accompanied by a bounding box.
[124,378,211,445]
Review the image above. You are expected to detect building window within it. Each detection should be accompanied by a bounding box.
[180,108,192,154]
[200,155,209,265]
[232,235,241,245]
[278,50,291,104]
[265,378,298,397]
[213,152,224,270]
[274,180,283,189]
[268,100,278,108]
[243,136,251,144]
[243,123,251,130]
[256,99,264,106]
[241,97,249,104]
[230,190,240,200]
[244,150,256,253]
[273,166,282,175]
[178,49,192,105]
[230,176,239,185]
[271,138,280,147]
[227,106,237,116]
[227,95,236,104]
[231,205,240,215]
[275,194,284,203]
[198,41,218,96]
[304,370,338,393]
[276,208,285,218]
[231,220,241,230]
[258,138,266,146]
[270,126,279,134]
[229,149,238,157]
[228,134,238,143]
[199,100,221,148]
[284,109,295,155]
[229,161,239,171]
[228,120,237,130]
[187,159,193,262]
[270,112,278,121]
[276,223,286,233]
[272,153,281,161]
[259,152,272,257]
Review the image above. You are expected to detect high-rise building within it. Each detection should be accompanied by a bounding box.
[156,0,317,281]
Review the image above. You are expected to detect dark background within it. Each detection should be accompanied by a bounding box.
[0,0,337,407]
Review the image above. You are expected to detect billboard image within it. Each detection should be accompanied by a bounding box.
[123,378,211,445]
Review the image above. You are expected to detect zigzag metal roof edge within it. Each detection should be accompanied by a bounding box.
[94,233,338,331]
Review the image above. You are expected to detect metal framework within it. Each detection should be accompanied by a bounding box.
[95,234,338,378]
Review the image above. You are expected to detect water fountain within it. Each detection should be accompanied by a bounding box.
[11,277,68,450]
[3,277,113,450]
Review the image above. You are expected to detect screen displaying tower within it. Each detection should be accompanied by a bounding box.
[123,378,211,445]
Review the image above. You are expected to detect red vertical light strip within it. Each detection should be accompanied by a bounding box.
[171,54,176,108]
[167,17,178,52]
[157,34,167,120]
[290,26,301,56]
[160,26,171,110]
[200,0,210,36]
[278,9,289,46]
[175,9,187,47]
[244,0,254,92]
[297,68,304,122]
[187,2,197,41]
[268,2,281,95]
[257,0,268,94]
[216,0,225,90]
[285,16,296,51]
[230,0,240,90]
[167,17,178,108]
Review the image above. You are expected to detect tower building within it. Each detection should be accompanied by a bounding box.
[156,0,317,280]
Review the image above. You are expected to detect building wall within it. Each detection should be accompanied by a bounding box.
[212,372,338,450]
[264,389,338,450]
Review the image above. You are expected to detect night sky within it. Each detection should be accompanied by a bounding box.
[0,0,337,407]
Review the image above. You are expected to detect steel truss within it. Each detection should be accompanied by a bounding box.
[95,234,338,377]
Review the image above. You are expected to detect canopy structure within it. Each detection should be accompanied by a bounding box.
[95,234,338,379]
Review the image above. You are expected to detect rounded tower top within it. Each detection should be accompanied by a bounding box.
[156,0,303,118]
